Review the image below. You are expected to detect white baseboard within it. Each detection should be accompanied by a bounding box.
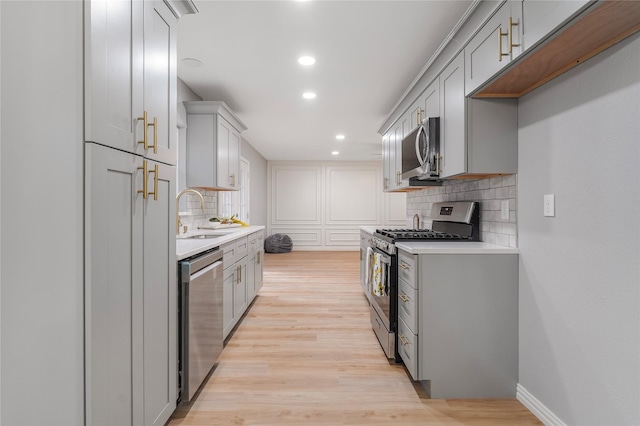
[517,384,567,426]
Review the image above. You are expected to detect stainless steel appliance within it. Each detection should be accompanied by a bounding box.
[401,117,441,182]
[367,201,480,361]
[179,248,224,403]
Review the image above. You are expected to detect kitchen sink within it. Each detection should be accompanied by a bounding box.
[183,234,220,239]
[176,228,240,240]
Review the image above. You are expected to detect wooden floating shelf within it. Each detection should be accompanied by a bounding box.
[474,1,640,98]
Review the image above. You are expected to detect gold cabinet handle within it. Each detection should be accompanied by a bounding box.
[149,116,158,154]
[399,263,410,270]
[137,160,148,199]
[257,251,261,265]
[498,26,509,61]
[399,294,410,303]
[137,161,158,201]
[137,112,157,153]
[396,171,401,186]
[399,334,410,346]
[137,111,149,150]
[509,17,520,53]
[148,164,158,201]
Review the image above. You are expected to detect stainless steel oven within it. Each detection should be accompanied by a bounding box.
[368,201,480,362]
[367,244,397,360]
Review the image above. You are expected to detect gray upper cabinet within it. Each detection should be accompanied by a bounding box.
[439,53,466,178]
[85,0,178,166]
[464,0,523,96]
[440,52,518,178]
[185,101,248,190]
[521,0,590,50]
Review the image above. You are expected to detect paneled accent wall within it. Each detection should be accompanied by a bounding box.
[406,175,517,248]
[268,161,406,250]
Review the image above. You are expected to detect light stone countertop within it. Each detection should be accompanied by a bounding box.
[176,226,266,261]
[395,241,519,255]
[359,226,378,235]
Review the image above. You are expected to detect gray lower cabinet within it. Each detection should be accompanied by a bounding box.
[248,230,264,296]
[85,143,176,425]
[222,232,264,340]
[397,249,518,398]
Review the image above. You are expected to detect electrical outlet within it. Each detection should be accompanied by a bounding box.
[544,194,555,217]
[501,200,510,220]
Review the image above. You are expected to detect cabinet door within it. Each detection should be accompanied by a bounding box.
[423,79,440,119]
[247,253,257,302]
[142,0,178,165]
[255,250,264,294]
[439,53,466,178]
[391,124,403,189]
[85,143,144,426]
[382,132,390,191]
[142,160,177,426]
[233,262,248,320]
[85,0,143,153]
[464,1,522,96]
[228,127,241,189]
[387,129,397,190]
[217,117,232,189]
[521,0,589,50]
[223,266,236,339]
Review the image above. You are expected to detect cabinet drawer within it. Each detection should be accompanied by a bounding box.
[256,232,264,251]
[222,241,237,268]
[398,251,417,288]
[398,278,418,333]
[398,317,418,381]
[248,233,258,254]
[235,236,248,260]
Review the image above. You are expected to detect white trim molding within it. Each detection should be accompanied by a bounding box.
[517,384,567,426]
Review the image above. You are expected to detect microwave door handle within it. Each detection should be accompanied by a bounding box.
[415,125,427,166]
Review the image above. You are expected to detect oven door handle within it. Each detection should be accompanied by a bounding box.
[372,247,391,264]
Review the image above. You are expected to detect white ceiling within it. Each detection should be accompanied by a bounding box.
[177,0,474,162]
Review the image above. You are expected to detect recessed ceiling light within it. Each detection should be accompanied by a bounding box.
[302,92,316,99]
[331,151,339,155]
[298,56,316,66]
[182,58,203,67]
[336,134,345,140]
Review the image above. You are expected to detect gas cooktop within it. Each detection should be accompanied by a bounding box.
[374,229,472,241]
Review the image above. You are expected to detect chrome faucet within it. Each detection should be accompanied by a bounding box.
[176,188,205,235]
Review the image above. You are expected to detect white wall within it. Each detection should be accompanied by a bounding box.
[517,33,639,425]
[241,138,268,226]
[1,2,85,424]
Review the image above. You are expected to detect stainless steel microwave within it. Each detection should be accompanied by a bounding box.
[401,117,440,181]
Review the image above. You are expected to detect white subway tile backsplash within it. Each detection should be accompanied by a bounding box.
[406,175,517,248]
[178,189,218,232]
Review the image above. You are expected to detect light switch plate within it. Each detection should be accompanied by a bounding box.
[544,194,555,217]
[501,200,510,220]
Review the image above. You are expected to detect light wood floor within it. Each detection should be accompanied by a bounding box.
[169,251,541,425]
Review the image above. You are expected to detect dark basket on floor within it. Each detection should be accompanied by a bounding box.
[264,234,293,253]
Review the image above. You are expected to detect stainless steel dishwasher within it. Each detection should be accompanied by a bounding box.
[178,247,224,403]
